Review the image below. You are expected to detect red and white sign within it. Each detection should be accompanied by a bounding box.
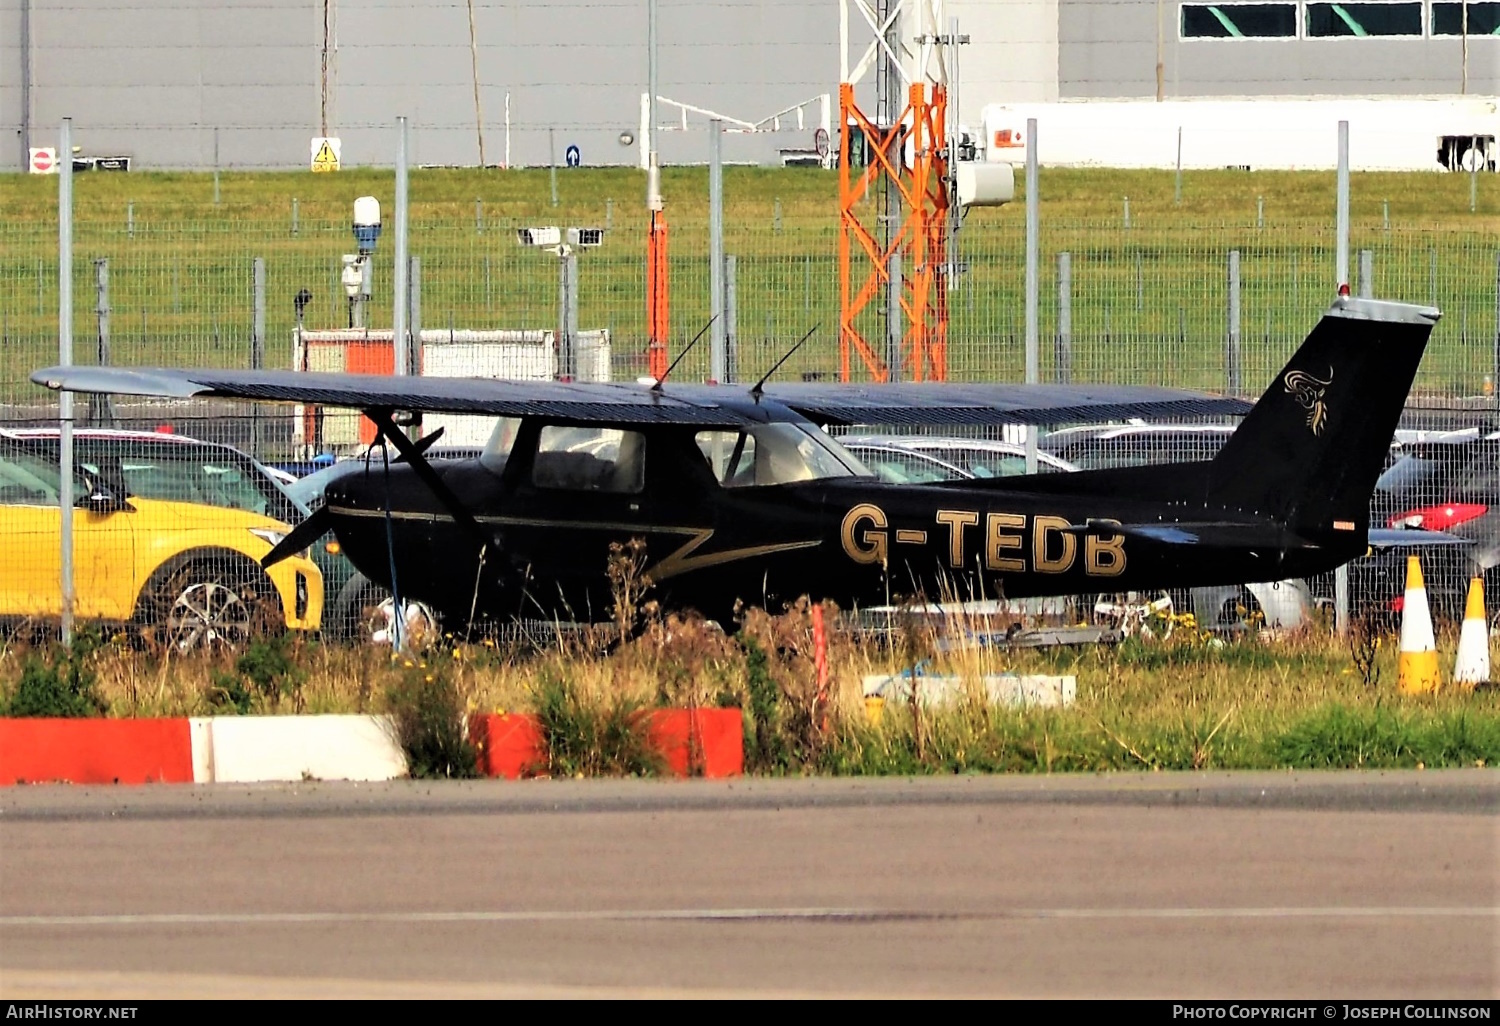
[28,147,57,174]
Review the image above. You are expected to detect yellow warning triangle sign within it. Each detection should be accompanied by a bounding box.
[311,138,340,172]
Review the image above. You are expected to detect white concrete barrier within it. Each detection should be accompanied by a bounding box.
[204,715,408,783]
[862,673,1076,708]
[189,717,214,784]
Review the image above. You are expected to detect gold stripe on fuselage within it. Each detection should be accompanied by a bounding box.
[324,504,820,581]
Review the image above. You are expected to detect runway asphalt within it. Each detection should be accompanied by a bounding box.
[1,771,1496,998]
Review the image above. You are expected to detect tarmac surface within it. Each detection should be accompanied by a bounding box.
[1,771,1496,998]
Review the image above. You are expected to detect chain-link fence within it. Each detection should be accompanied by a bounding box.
[3,212,1496,409]
[1,197,1496,645]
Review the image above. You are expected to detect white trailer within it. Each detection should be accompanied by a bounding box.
[981,96,1499,172]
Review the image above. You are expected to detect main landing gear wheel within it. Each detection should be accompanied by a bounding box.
[336,572,439,647]
[1092,591,1176,638]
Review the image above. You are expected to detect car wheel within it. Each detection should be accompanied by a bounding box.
[149,561,275,653]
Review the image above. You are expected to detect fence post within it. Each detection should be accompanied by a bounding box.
[725,253,738,384]
[1024,117,1039,474]
[886,251,903,382]
[409,255,422,377]
[1227,249,1241,395]
[251,257,265,457]
[1471,135,1479,213]
[1174,126,1183,205]
[1492,253,1499,410]
[126,201,134,239]
[1359,249,1374,299]
[291,197,299,237]
[59,117,75,643]
[709,118,726,382]
[91,258,115,426]
[1056,251,1072,384]
[475,199,483,235]
[1336,120,1350,292]
[392,116,410,382]
[557,250,578,380]
[1335,121,1350,638]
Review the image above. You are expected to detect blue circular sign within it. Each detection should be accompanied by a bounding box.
[565,145,581,168]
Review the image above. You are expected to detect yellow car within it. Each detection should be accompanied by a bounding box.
[0,437,322,650]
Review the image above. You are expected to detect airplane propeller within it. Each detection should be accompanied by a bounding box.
[262,504,334,569]
[401,425,446,459]
[260,423,476,572]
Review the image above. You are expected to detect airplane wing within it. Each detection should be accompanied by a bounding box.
[751,382,1252,427]
[29,366,751,426]
[32,366,1251,430]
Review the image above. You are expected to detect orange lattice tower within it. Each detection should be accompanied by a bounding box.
[838,0,957,382]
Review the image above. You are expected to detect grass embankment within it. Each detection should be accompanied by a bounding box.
[0,166,1495,399]
[3,605,1495,775]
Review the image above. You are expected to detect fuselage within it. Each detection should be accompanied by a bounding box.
[322,428,1359,627]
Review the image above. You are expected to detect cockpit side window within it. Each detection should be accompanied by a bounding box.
[532,426,645,494]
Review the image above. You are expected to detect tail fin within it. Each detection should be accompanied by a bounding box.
[1207,297,1438,540]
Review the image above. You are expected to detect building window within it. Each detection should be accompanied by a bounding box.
[1181,3,1298,37]
[1432,3,1500,35]
[1305,2,1423,37]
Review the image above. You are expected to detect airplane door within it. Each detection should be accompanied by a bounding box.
[503,425,677,617]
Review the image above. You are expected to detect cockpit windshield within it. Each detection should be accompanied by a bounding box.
[695,423,869,488]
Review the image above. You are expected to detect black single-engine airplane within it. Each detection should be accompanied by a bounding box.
[34,296,1437,629]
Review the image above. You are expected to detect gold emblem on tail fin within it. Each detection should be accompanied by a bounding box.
[1283,368,1333,436]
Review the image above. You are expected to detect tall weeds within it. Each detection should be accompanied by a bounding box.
[2,599,1496,773]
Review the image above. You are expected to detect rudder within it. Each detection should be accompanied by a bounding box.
[1206,297,1438,542]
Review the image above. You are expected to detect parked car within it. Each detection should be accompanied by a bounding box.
[840,435,1075,483]
[1038,423,1237,470]
[1370,429,1498,622]
[0,432,322,650]
[11,428,358,639]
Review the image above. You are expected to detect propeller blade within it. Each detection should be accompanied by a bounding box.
[401,425,447,460]
[262,505,334,569]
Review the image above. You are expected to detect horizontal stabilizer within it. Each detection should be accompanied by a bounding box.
[1064,520,1319,550]
[1366,528,1471,550]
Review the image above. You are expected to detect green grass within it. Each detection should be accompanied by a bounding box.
[1,166,1496,408]
[9,611,1497,774]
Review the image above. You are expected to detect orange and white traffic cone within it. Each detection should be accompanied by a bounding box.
[1452,577,1491,689]
[1397,555,1441,695]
